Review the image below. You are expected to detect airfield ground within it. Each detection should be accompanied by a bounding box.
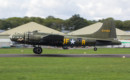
[0,57,130,80]
[0,48,130,54]
[0,48,130,80]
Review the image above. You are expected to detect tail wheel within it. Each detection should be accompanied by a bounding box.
[33,47,42,54]
[94,47,97,51]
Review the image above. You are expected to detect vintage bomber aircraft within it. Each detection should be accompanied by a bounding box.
[10,19,121,54]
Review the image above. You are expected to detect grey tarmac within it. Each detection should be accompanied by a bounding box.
[0,54,130,58]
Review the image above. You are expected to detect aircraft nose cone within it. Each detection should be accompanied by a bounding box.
[9,35,13,40]
[9,34,17,41]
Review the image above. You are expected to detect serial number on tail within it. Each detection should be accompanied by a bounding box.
[102,29,110,32]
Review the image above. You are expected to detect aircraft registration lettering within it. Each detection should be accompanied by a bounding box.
[63,38,69,44]
[82,40,85,45]
[102,29,110,32]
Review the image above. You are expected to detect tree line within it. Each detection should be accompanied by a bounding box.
[0,14,130,31]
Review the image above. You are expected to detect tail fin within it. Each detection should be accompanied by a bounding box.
[91,19,117,39]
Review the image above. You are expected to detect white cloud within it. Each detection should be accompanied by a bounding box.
[25,0,79,19]
[26,0,62,17]
[0,0,8,8]
[0,0,130,20]
[76,0,125,20]
[0,0,29,18]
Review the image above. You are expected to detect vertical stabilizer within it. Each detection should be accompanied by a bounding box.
[90,19,117,39]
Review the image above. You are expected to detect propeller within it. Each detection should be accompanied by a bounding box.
[27,31,30,43]
[23,32,26,47]
[23,31,30,47]
[23,33,25,43]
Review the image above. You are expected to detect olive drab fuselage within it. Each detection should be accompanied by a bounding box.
[10,32,121,47]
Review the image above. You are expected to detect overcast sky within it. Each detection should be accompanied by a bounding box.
[0,0,130,20]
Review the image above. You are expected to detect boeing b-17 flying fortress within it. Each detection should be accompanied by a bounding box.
[1,0,130,80]
[10,19,121,54]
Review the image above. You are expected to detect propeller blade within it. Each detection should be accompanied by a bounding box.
[24,32,25,43]
[28,32,29,42]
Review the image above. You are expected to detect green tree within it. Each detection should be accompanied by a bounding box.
[44,16,64,31]
[123,20,130,30]
[65,14,89,30]
[6,17,25,28]
[115,20,123,29]
[0,20,12,30]
[29,17,44,24]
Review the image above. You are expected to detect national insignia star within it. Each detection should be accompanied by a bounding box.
[70,39,75,44]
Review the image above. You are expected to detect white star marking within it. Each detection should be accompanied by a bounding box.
[70,39,75,44]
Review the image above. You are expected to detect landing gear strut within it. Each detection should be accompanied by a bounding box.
[94,47,97,51]
[33,47,42,54]
[62,46,69,49]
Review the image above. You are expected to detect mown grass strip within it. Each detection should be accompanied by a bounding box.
[0,48,130,54]
[0,58,129,80]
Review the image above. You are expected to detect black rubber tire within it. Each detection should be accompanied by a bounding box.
[70,45,74,48]
[94,47,97,51]
[33,47,42,54]
[62,46,69,49]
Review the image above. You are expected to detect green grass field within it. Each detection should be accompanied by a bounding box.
[0,58,130,80]
[0,48,130,80]
[0,48,130,54]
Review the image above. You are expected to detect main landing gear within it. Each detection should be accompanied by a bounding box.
[94,47,97,51]
[33,46,42,54]
[62,46,69,49]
